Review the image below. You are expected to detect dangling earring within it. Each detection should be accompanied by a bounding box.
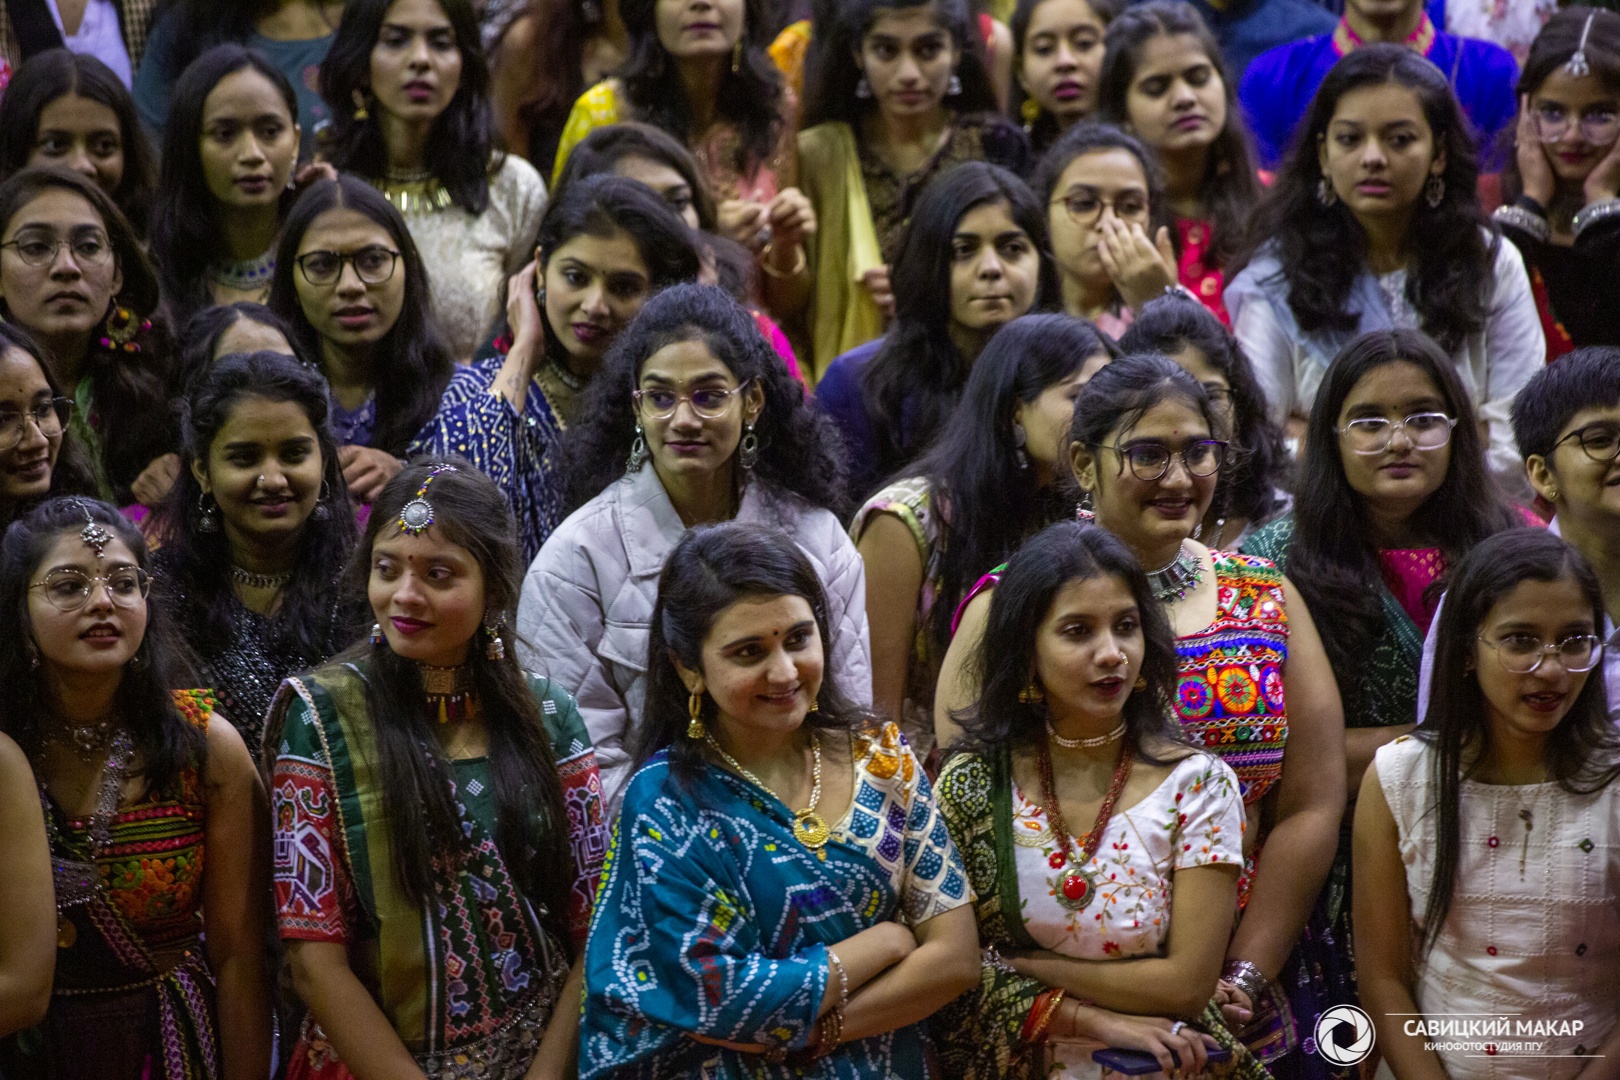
[855,74,872,99]
[687,691,706,739]
[947,73,962,96]
[484,616,507,661]
[1316,176,1337,207]
[1021,96,1041,129]
[1425,174,1445,208]
[1133,676,1147,691]
[1076,490,1095,523]
[25,641,39,670]
[197,491,220,533]
[808,697,820,713]
[370,623,384,645]
[98,302,145,354]
[1018,679,1044,705]
[351,88,370,121]
[312,480,332,521]
[731,38,742,74]
[1012,423,1029,471]
[627,422,648,471]
[738,422,759,471]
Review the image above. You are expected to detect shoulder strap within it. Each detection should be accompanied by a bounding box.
[5,0,64,59]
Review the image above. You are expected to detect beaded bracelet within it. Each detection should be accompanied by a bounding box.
[827,948,850,1010]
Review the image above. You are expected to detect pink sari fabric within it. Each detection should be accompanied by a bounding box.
[1378,547,1446,636]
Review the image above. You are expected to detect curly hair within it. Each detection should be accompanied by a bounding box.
[561,282,847,514]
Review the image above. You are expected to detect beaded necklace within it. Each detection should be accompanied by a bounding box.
[1036,737,1133,911]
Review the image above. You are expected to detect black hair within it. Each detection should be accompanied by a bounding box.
[321,0,500,215]
[801,0,1000,128]
[954,519,1181,758]
[900,312,1114,656]
[1236,44,1492,353]
[615,0,786,179]
[0,497,205,791]
[638,520,862,779]
[1095,0,1259,267]
[1290,329,1518,688]
[0,321,98,517]
[562,282,847,513]
[147,0,279,86]
[494,0,615,176]
[175,301,312,391]
[1067,350,1217,488]
[154,351,358,670]
[533,174,705,365]
[0,50,158,236]
[861,162,1057,487]
[1416,528,1620,955]
[267,175,455,456]
[1511,346,1620,462]
[336,457,575,953]
[1118,292,1287,526]
[1009,0,1126,151]
[149,45,301,327]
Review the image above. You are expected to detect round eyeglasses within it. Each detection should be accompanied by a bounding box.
[1533,102,1620,146]
[1050,190,1151,227]
[0,397,71,451]
[28,566,150,612]
[633,380,752,420]
[0,233,114,268]
[1108,439,1226,482]
[1477,633,1604,675]
[1550,422,1620,464]
[295,246,400,287]
[1336,412,1457,455]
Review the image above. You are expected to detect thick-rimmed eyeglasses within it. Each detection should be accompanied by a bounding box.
[1336,412,1457,455]
[295,246,400,287]
[1551,422,1620,463]
[633,379,752,420]
[1050,190,1150,226]
[1477,633,1604,675]
[28,566,150,612]
[0,397,71,451]
[1533,102,1620,146]
[1107,439,1226,482]
[0,233,114,268]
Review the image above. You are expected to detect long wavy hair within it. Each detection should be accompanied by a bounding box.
[494,0,613,175]
[154,351,358,669]
[0,321,98,520]
[320,0,500,215]
[0,50,158,235]
[331,458,575,952]
[954,520,1181,759]
[861,162,1058,488]
[149,45,302,326]
[1009,0,1126,152]
[0,497,205,791]
[637,521,863,781]
[1416,529,1620,956]
[1289,329,1518,688]
[1234,45,1492,352]
[562,282,847,514]
[267,175,455,456]
[1118,292,1287,526]
[1095,0,1259,267]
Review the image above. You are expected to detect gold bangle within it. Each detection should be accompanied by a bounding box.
[759,241,806,278]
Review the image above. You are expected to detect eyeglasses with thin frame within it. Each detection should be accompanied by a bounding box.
[295,246,400,287]
[1050,189,1151,227]
[1202,384,1233,408]
[632,379,753,420]
[1550,421,1620,463]
[1533,101,1620,146]
[1106,439,1226,482]
[0,232,114,268]
[0,397,71,451]
[28,566,150,612]
[1336,412,1457,455]
[1476,632,1604,675]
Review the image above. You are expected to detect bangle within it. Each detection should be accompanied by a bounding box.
[759,241,806,278]
[809,1008,844,1059]
[826,948,850,1010]
[1221,958,1270,1007]
[1493,203,1550,244]
[1022,988,1067,1044]
[1573,198,1620,239]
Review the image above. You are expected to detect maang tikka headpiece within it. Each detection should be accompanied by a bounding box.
[398,464,459,535]
[1567,11,1597,78]
[75,500,112,557]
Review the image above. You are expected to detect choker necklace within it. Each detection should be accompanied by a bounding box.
[44,713,118,763]
[419,663,477,724]
[706,732,831,857]
[229,565,293,591]
[1147,543,1204,604]
[375,171,454,215]
[209,250,276,293]
[1045,718,1126,750]
[547,357,588,392]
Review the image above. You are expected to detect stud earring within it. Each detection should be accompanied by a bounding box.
[687,691,706,739]
[627,422,648,471]
[370,622,384,645]
[197,492,220,533]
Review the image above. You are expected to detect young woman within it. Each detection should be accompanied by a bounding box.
[0,322,97,534]
[133,0,341,143]
[937,355,1346,1072]
[267,460,609,1080]
[0,49,158,237]
[1496,7,1620,355]
[816,161,1054,499]
[0,497,271,1079]
[1355,529,1620,1080]
[1119,291,1289,550]
[268,174,456,503]
[411,174,703,562]
[153,352,359,757]
[853,313,1112,755]
[1035,122,1182,338]
[320,0,548,358]
[581,520,979,1076]
[518,283,868,806]
[797,0,1029,377]
[1009,0,1123,155]
[175,300,309,387]
[149,45,303,327]
[0,166,176,508]
[932,521,1254,1078]
[1095,0,1260,326]
[1226,45,1544,479]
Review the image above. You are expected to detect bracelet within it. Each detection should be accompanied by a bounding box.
[759,241,807,278]
[1573,197,1620,239]
[809,1008,844,1059]
[1021,988,1067,1044]
[983,943,1018,976]
[1493,203,1550,244]
[826,948,850,1010]
[1221,958,1270,1007]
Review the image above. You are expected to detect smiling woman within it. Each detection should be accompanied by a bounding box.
[0,322,97,534]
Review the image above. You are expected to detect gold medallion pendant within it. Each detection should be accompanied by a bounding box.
[793,809,831,848]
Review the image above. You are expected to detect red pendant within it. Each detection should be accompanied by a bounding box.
[1056,866,1095,911]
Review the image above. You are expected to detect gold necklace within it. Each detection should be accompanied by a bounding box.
[705,732,831,852]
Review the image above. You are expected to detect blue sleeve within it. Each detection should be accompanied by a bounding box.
[1239,48,1290,170]
[814,353,879,490]
[1467,42,1521,173]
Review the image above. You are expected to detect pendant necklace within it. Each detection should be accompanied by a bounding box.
[229,564,293,591]
[419,663,478,725]
[1037,735,1133,911]
[1146,543,1204,604]
[39,729,134,948]
[706,732,832,855]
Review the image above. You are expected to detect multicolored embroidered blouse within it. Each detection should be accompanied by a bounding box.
[582,721,972,1078]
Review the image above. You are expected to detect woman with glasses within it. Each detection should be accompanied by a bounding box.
[0,323,97,534]
[0,497,272,1080]
[938,354,1346,1073]
[1495,8,1620,355]
[518,283,869,807]
[268,174,455,504]
[1355,528,1620,1080]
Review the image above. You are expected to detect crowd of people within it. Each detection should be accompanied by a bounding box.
[0,0,1614,1077]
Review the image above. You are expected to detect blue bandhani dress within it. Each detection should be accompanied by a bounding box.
[582,721,972,1078]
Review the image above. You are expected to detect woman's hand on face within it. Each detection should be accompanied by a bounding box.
[1098,218,1178,310]
[860,265,896,321]
[506,261,545,349]
[338,445,403,504]
[718,199,771,251]
[1069,1005,1220,1079]
[1516,98,1557,207]
[1585,131,1620,204]
[130,453,182,508]
[764,188,816,257]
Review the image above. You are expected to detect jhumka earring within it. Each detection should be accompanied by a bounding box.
[1134,676,1148,691]
[687,692,706,739]
[808,698,820,713]
[197,492,220,533]
[351,88,370,121]
[1425,174,1446,209]
[1316,177,1337,207]
[947,73,962,96]
[1018,680,1044,705]
[370,623,384,645]
[484,616,507,661]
